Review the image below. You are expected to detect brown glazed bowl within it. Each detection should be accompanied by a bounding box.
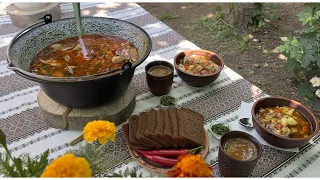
[145,61,174,96]
[252,97,319,148]
[174,49,224,87]
[218,131,262,177]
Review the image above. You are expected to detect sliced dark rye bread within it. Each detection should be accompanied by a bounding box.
[136,112,163,149]
[128,115,153,148]
[155,109,178,148]
[177,108,205,148]
[122,123,149,150]
[168,108,186,148]
[162,108,179,148]
[144,109,170,148]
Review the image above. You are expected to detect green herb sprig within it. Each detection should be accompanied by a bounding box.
[160,96,176,107]
[211,123,231,135]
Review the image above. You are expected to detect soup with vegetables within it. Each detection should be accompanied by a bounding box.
[30,35,139,77]
[257,106,312,138]
[223,138,257,161]
[178,55,219,75]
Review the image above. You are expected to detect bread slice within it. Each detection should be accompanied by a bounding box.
[177,108,205,147]
[122,123,149,150]
[144,109,170,148]
[128,115,153,148]
[136,112,162,148]
[155,109,178,148]
[168,108,186,148]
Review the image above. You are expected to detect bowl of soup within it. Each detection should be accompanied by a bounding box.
[251,97,319,148]
[174,49,224,87]
[218,131,262,177]
[7,16,152,108]
[145,61,174,96]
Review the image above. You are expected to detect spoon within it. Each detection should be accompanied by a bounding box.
[238,118,254,128]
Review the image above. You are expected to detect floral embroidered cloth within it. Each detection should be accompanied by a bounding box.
[0,2,319,177]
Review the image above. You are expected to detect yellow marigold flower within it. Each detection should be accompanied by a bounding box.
[83,120,117,144]
[167,154,213,177]
[41,154,91,177]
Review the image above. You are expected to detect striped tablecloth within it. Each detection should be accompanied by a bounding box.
[0,2,319,177]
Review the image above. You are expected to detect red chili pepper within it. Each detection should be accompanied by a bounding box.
[136,146,203,157]
[137,151,178,167]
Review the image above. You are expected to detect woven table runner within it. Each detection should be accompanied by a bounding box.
[0,2,319,177]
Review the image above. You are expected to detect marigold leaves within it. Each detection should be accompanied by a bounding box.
[13,157,25,176]
[34,149,49,176]
[124,167,130,177]
[0,130,7,148]
[84,143,95,160]
[2,160,19,177]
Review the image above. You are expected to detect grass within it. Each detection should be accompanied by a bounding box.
[159,13,180,21]
[192,16,250,52]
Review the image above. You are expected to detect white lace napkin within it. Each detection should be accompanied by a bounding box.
[228,101,299,152]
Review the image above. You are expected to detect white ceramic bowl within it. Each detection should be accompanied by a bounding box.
[209,121,232,140]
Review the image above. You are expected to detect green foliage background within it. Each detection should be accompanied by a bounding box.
[277,4,320,109]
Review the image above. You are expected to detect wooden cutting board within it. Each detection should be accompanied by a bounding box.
[37,87,136,130]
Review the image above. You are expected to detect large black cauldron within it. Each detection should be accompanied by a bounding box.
[6,15,152,108]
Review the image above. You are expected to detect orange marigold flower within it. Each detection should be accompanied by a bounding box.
[167,154,213,177]
[41,154,92,177]
[83,120,117,144]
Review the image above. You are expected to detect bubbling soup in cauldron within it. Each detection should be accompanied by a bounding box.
[30,35,139,77]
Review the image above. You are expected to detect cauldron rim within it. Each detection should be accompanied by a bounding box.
[6,16,152,83]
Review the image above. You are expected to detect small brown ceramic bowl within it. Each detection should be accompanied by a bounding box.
[252,97,319,148]
[145,61,174,96]
[218,131,262,177]
[174,49,224,87]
